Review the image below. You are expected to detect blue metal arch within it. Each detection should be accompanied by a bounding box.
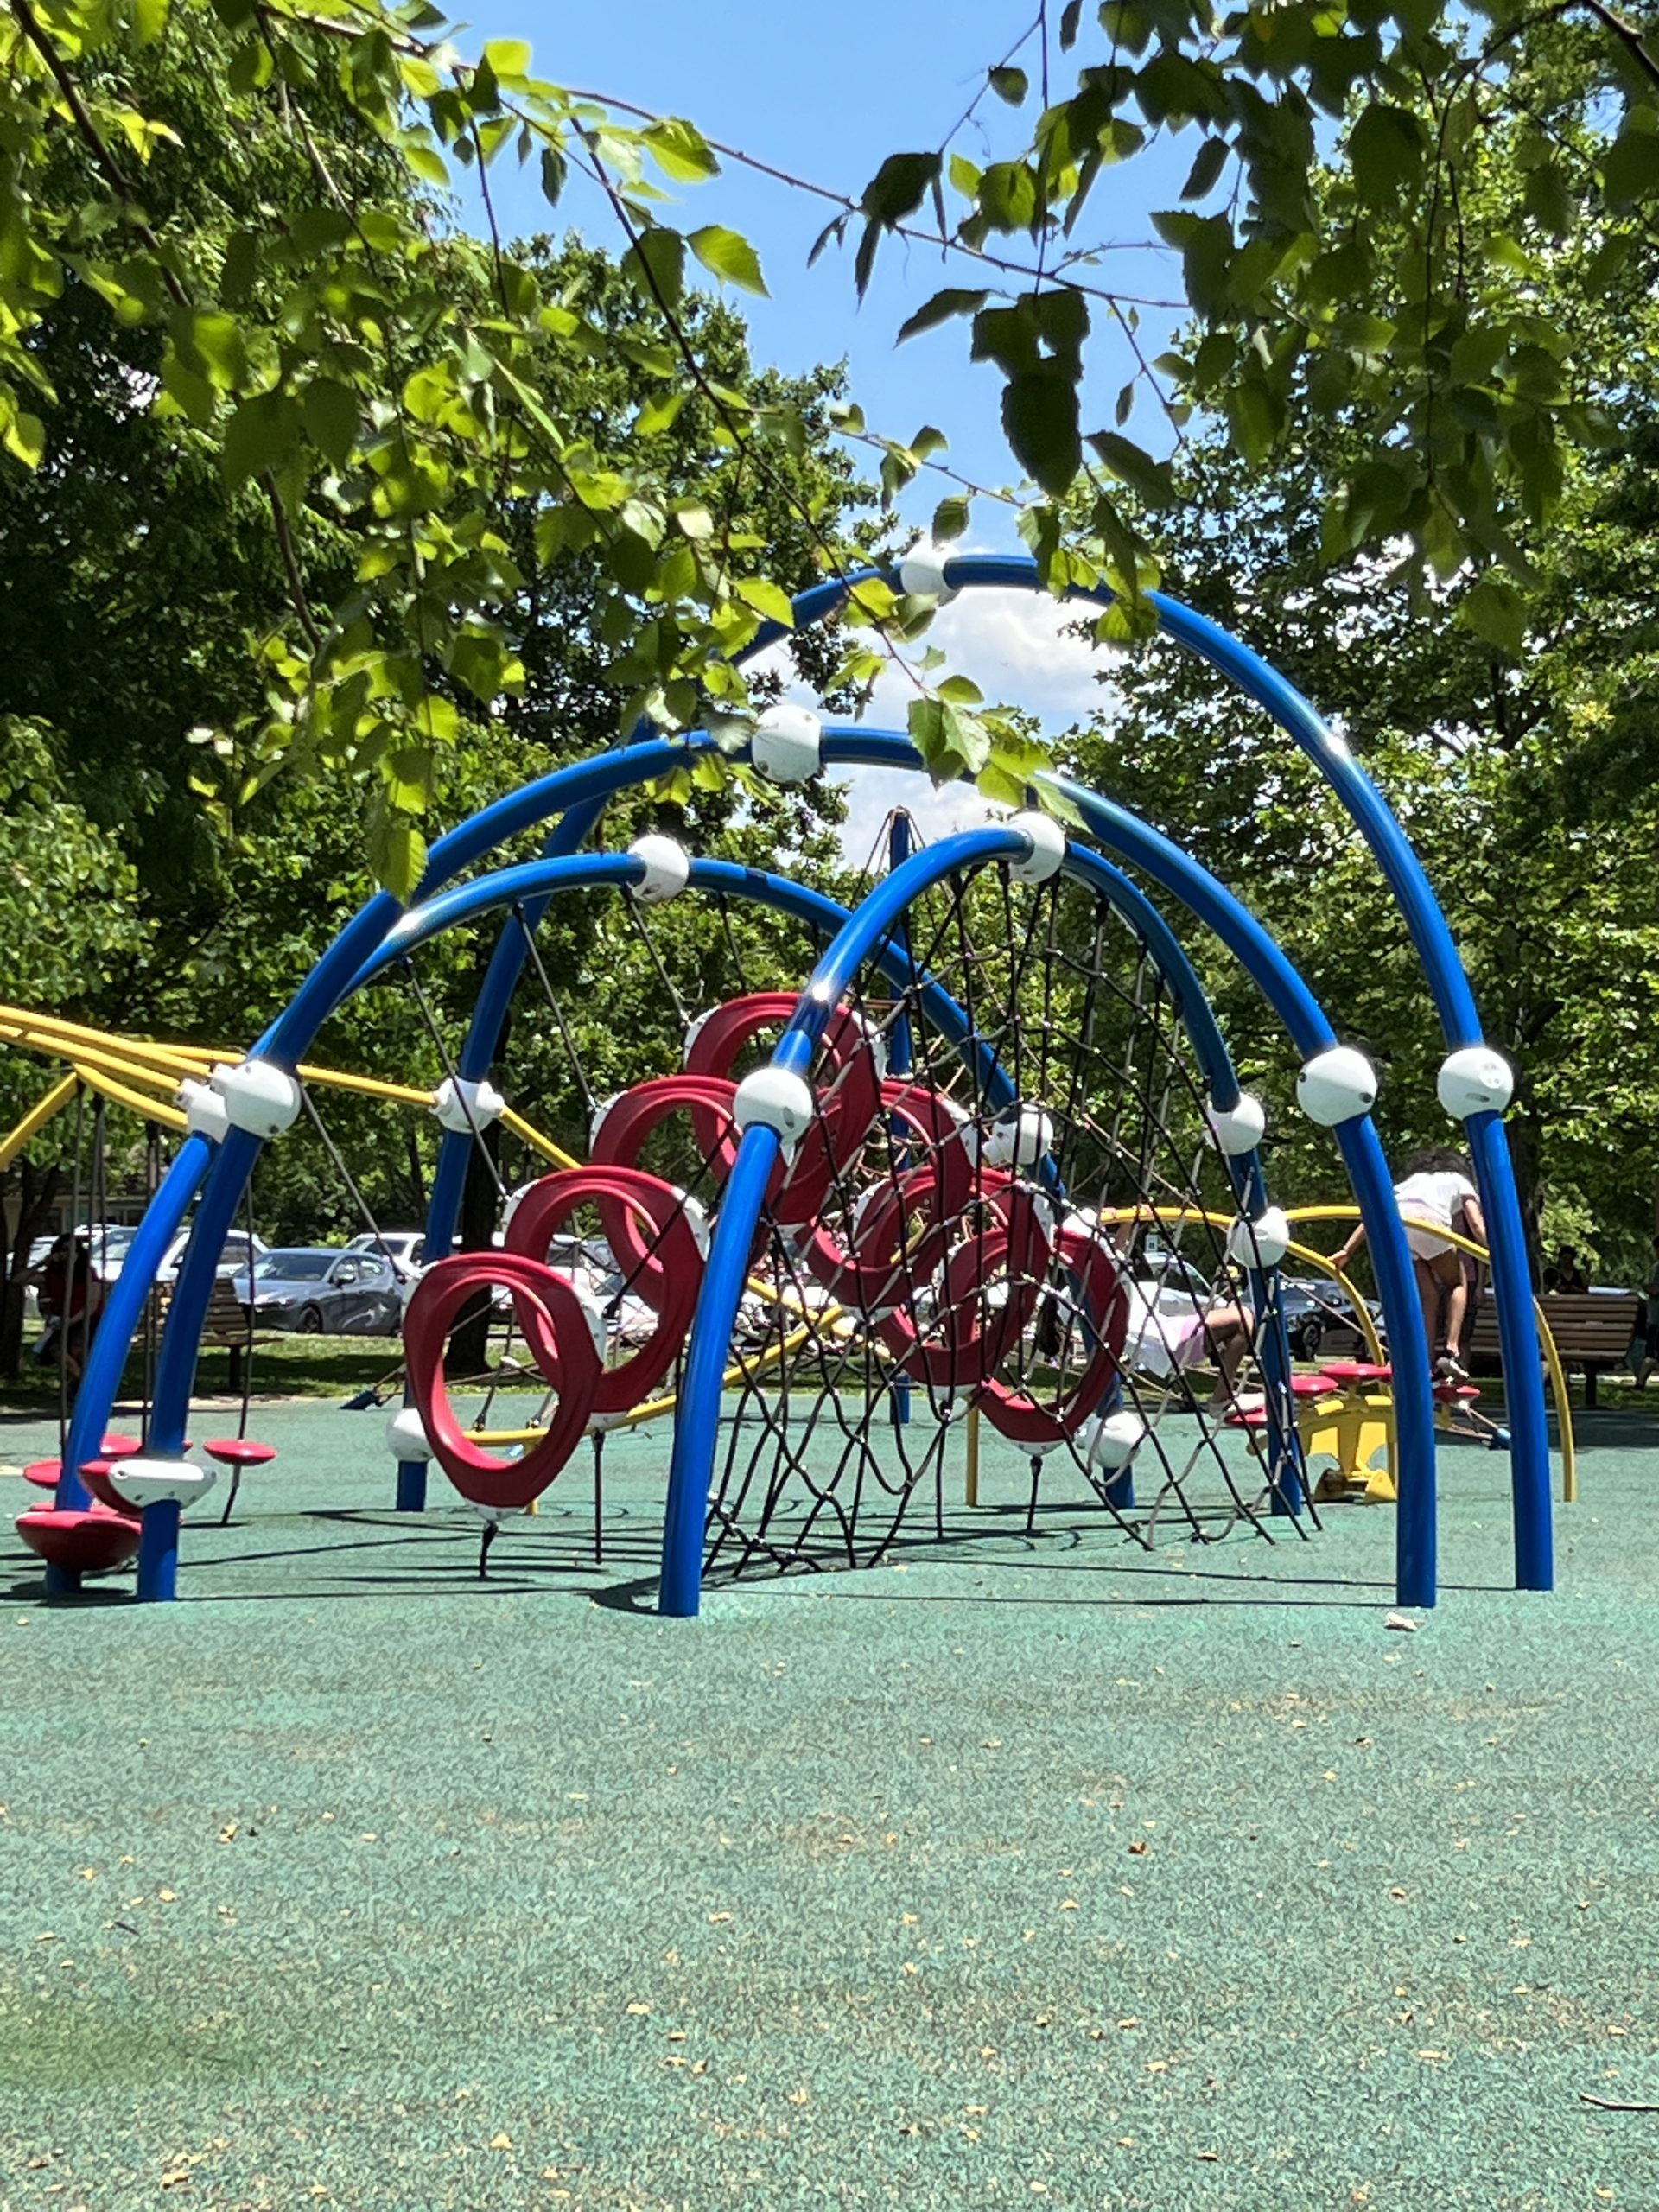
[654,780,1439,1618]
[60,556,1538,1609]
[399,556,1545,1587]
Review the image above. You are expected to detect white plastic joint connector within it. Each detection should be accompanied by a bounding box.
[108,1456,218,1511]
[1083,1409,1145,1473]
[386,1406,430,1462]
[897,540,959,603]
[982,1103,1054,1170]
[1204,1091,1266,1157]
[1437,1045,1514,1120]
[1007,809,1066,885]
[588,1094,620,1149]
[431,1076,506,1135]
[1225,1205,1292,1271]
[1296,1046,1377,1127]
[628,833,690,907]
[750,702,823,785]
[176,1077,230,1145]
[209,1058,302,1141]
[732,1065,816,1146]
[675,1188,713,1257]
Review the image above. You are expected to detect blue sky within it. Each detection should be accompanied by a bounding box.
[450,3,1192,835]
[456,1,1192,544]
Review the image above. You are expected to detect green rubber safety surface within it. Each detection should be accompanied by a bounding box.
[2,1396,1656,2211]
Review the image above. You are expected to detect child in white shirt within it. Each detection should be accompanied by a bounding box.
[1330,1148,1487,1380]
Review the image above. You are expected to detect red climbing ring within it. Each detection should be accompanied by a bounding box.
[685,991,884,1224]
[588,1074,783,1246]
[904,1182,1056,1395]
[404,1252,601,1512]
[592,1071,743,1188]
[967,1224,1129,1447]
[504,1165,705,1412]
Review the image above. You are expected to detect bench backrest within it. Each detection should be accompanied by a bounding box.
[1469,1291,1641,1362]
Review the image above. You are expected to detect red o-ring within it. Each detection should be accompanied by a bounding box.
[685,991,884,1225]
[970,1227,1128,1446]
[404,1252,601,1511]
[503,1165,703,1411]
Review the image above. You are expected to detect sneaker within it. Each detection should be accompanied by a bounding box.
[1436,1351,1470,1382]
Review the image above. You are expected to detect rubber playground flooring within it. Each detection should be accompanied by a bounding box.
[2,1395,1656,2212]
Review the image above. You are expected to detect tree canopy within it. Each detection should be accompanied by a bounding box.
[4,0,1655,871]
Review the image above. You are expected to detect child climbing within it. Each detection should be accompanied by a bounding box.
[1329,1148,1487,1382]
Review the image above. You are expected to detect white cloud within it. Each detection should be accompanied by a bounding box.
[748,586,1109,864]
[862,587,1107,731]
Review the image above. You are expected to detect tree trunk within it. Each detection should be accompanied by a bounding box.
[444,1116,504,1377]
[1506,1100,1546,1290]
[0,1159,64,1380]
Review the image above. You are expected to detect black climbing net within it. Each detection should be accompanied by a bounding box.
[692,849,1313,1581]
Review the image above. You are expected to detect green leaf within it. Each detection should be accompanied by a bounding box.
[302,378,359,467]
[861,151,942,226]
[1459,573,1529,658]
[1523,161,1573,238]
[2,409,45,467]
[1348,103,1426,207]
[133,0,171,45]
[896,289,989,344]
[222,392,304,488]
[688,226,767,295]
[645,118,720,182]
[1002,373,1081,497]
[931,494,970,541]
[1601,128,1659,208]
[367,795,428,901]
[978,160,1039,232]
[936,674,983,706]
[623,226,687,308]
[482,38,531,77]
[977,762,1027,807]
[637,389,688,436]
[734,578,794,626]
[989,66,1028,104]
[1181,136,1230,201]
[171,307,248,393]
[1086,429,1175,506]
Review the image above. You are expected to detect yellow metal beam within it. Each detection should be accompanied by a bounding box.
[0,1073,80,1173]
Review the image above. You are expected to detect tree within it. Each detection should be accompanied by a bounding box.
[10,0,1654,876]
[1063,115,1659,1281]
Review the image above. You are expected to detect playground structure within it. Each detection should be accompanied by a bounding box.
[8,553,1558,1615]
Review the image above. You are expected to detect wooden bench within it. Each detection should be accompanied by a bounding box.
[153,1277,276,1392]
[1469,1290,1642,1408]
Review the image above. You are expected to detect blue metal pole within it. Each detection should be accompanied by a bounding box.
[658,1123,781,1618]
[658,823,1033,1617]
[134,1500,181,1603]
[816,732,1438,1607]
[57,1136,215,1515]
[887,810,914,1433]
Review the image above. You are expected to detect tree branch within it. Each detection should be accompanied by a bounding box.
[1580,0,1659,89]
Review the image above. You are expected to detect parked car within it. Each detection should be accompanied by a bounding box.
[89,1224,269,1284]
[346,1230,427,1281]
[231,1247,403,1335]
[1277,1275,1383,1363]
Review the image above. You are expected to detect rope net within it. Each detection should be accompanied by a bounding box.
[398,847,1313,1573]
